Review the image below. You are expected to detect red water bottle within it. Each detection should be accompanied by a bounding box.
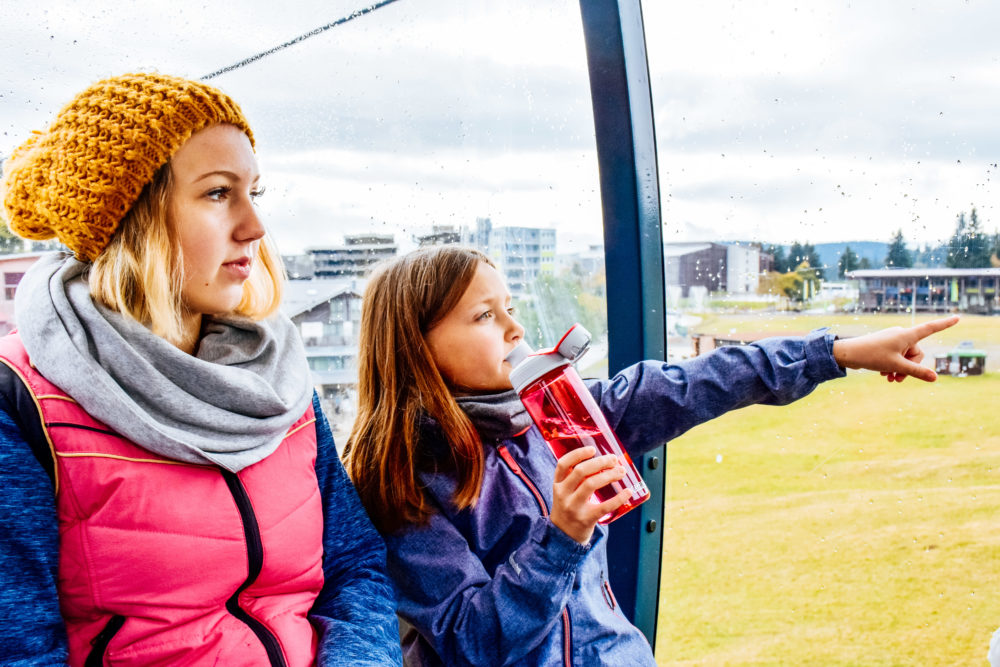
[507,324,650,524]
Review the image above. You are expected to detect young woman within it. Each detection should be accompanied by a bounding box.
[344,245,957,666]
[0,73,401,666]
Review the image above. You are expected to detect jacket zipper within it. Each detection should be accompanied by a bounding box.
[602,577,620,613]
[85,614,125,667]
[221,470,287,667]
[497,445,573,667]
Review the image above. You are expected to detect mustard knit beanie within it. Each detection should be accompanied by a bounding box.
[0,72,254,262]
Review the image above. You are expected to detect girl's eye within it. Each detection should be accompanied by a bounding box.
[506,306,516,316]
[477,310,494,321]
[250,185,266,202]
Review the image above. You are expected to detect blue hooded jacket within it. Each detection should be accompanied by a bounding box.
[386,331,844,666]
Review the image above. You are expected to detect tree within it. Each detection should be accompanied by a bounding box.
[516,271,607,349]
[0,218,24,254]
[858,256,872,270]
[884,229,913,268]
[947,208,991,268]
[764,244,788,274]
[758,269,802,303]
[913,242,947,268]
[786,242,823,282]
[838,245,860,278]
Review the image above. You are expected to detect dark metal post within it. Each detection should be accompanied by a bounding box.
[579,0,666,648]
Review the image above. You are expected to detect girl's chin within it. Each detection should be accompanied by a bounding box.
[452,380,515,397]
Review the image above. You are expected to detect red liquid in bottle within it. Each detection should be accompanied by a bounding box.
[520,365,650,524]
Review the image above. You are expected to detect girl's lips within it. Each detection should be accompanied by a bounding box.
[223,257,252,279]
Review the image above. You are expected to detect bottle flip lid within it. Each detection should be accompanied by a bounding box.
[507,324,592,393]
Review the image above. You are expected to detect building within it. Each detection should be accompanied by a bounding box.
[664,242,761,297]
[282,254,315,280]
[465,218,556,298]
[0,252,48,334]
[558,244,605,279]
[280,279,365,434]
[307,234,397,278]
[416,225,462,246]
[847,267,1000,313]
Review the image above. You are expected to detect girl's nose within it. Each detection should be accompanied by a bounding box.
[507,314,525,342]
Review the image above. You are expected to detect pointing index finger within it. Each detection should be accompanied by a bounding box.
[910,315,960,340]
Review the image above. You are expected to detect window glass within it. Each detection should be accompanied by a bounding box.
[644,1,998,662]
[1,1,608,442]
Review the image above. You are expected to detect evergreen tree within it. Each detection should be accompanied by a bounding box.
[765,244,788,273]
[913,242,947,268]
[838,246,860,278]
[884,229,913,268]
[946,208,990,268]
[787,242,823,281]
[967,208,990,266]
[858,257,872,270]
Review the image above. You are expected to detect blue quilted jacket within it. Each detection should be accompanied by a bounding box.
[386,331,844,666]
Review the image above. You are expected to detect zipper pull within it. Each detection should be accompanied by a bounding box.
[497,445,521,474]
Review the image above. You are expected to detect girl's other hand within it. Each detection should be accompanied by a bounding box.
[831,315,960,382]
[550,447,630,545]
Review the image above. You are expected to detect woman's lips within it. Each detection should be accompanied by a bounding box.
[223,257,252,279]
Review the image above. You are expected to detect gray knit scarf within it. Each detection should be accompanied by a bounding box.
[14,253,313,472]
[455,389,533,443]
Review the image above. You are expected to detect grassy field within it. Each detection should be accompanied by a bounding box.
[655,313,999,665]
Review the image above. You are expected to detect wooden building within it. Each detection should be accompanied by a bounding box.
[846,268,1000,313]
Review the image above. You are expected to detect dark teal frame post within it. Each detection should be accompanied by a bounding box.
[579,0,666,648]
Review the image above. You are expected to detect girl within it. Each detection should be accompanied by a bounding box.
[344,245,957,666]
[0,73,401,665]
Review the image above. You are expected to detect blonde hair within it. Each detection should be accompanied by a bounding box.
[89,162,284,345]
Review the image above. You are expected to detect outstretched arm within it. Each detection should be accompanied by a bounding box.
[832,315,960,382]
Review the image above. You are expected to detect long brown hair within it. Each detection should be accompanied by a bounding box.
[344,246,493,534]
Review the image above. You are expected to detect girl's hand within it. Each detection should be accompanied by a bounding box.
[832,315,960,382]
[550,447,631,545]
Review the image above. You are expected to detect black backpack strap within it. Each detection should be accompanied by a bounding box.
[0,359,55,487]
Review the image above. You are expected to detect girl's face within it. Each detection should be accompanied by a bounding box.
[426,262,525,395]
[167,123,265,331]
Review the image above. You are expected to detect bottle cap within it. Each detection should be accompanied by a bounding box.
[507,324,592,394]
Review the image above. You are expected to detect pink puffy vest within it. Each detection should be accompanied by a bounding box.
[0,334,325,666]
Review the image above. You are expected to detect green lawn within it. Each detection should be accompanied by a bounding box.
[655,314,1000,665]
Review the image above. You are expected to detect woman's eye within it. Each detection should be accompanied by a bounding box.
[206,186,231,201]
[250,185,266,202]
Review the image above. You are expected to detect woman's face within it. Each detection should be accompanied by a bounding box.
[426,262,525,395]
[167,123,265,325]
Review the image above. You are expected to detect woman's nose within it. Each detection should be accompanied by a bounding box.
[236,198,266,242]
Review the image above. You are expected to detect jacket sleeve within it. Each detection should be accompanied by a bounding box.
[0,368,68,665]
[589,330,846,456]
[385,508,595,666]
[309,395,403,666]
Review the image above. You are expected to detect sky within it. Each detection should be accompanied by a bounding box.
[2,0,997,255]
